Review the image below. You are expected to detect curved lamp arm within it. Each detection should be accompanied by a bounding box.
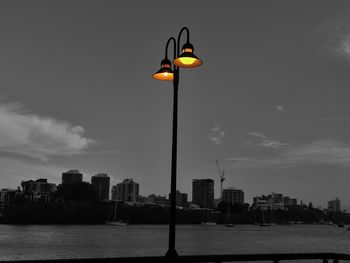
[165,37,177,68]
[177,27,190,57]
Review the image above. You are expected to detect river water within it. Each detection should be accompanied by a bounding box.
[0,224,349,260]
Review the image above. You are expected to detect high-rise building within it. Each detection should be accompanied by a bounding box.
[91,173,110,200]
[0,189,19,209]
[328,198,341,212]
[222,187,244,204]
[21,179,57,203]
[146,194,168,206]
[62,170,83,184]
[268,193,284,210]
[283,196,297,208]
[111,185,118,201]
[253,193,296,210]
[252,195,270,210]
[192,179,214,209]
[112,178,139,202]
[21,179,56,194]
[169,190,188,208]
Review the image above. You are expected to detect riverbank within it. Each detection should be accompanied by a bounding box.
[2,201,350,225]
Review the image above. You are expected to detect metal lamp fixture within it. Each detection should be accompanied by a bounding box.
[153,28,202,81]
[173,42,202,68]
[152,58,174,81]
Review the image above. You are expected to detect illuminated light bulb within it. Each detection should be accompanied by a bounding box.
[173,43,202,68]
[152,58,174,81]
[177,57,197,65]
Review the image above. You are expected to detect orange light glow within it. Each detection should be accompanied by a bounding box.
[173,55,202,68]
[183,48,193,53]
[152,71,174,81]
[152,58,174,81]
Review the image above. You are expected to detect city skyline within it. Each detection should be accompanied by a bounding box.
[0,1,350,210]
[3,170,340,210]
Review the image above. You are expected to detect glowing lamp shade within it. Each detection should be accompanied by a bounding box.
[152,58,174,81]
[173,43,202,68]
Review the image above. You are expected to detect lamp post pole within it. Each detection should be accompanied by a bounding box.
[152,27,202,258]
[166,67,179,258]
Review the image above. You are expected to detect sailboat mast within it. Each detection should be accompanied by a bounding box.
[114,200,117,220]
[262,209,264,223]
[216,160,225,201]
[226,205,230,223]
[114,188,119,221]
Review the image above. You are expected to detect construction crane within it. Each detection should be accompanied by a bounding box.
[216,160,225,201]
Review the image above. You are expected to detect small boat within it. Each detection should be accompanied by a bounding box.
[106,197,128,226]
[202,208,216,226]
[201,221,217,226]
[259,209,270,226]
[224,205,235,227]
[106,220,128,226]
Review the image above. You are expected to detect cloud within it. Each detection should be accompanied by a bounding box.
[318,20,350,61]
[233,138,350,169]
[209,125,226,145]
[273,105,284,112]
[261,139,287,149]
[247,131,287,149]
[95,150,121,155]
[247,132,266,139]
[332,34,350,60]
[0,103,93,160]
[226,157,253,162]
[282,138,350,165]
[211,125,220,132]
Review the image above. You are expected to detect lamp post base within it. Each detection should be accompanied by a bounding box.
[165,248,178,258]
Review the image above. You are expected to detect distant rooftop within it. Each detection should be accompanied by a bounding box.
[121,178,137,183]
[192,179,214,182]
[93,173,109,177]
[65,170,81,174]
[35,178,48,183]
[123,178,134,181]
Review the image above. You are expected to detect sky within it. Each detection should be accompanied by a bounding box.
[0,0,350,210]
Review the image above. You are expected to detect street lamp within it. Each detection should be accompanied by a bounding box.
[152,27,202,258]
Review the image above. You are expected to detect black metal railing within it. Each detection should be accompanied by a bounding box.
[1,253,350,263]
